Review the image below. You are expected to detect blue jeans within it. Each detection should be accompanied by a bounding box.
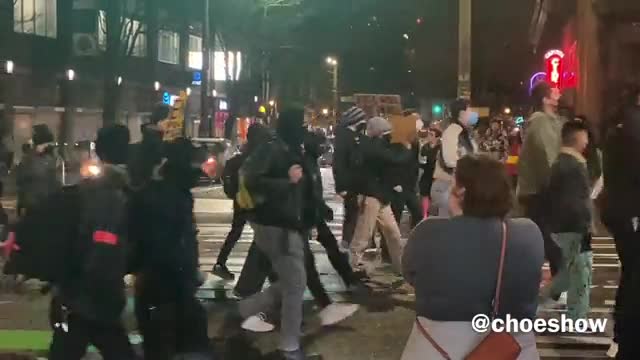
[429,179,451,218]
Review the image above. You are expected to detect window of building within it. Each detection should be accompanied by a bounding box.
[158,30,180,65]
[188,35,203,70]
[97,11,147,57]
[14,0,57,38]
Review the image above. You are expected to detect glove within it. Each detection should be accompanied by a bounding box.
[322,205,334,222]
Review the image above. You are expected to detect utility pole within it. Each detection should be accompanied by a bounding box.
[457,0,472,100]
[201,0,211,137]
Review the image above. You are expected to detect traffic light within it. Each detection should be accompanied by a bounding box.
[432,104,443,115]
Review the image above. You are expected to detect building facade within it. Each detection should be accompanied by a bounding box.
[0,0,245,160]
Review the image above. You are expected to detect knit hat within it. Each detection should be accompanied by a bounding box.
[340,106,367,127]
[367,117,392,137]
[32,124,54,146]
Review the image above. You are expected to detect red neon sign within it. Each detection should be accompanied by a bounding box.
[544,49,565,89]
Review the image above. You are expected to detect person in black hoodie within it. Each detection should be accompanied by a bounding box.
[350,117,411,274]
[48,125,135,360]
[602,88,640,359]
[333,107,368,246]
[129,137,213,360]
[387,123,422,228]
[212,123,271,280]
[231,107,323,360]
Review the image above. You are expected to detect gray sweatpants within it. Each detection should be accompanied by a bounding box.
[238,223,306,352]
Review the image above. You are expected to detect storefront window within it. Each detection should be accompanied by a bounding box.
[158,30,180,64]
[14,0,57,38]
[188,35,203,69]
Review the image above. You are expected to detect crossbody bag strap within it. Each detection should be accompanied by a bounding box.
[414,318,452,360]
[491,221,508,318]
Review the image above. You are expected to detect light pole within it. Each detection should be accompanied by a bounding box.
[326,57,339,118]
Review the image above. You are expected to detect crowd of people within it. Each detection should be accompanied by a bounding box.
[0,81,638,360]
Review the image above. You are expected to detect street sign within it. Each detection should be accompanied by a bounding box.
[162,91,171,105]
[192,71,202,86]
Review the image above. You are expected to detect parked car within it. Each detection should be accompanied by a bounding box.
[191,137,233,184]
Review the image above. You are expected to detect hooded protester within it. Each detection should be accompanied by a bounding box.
[226,107,324,360]
[212,123,272,280]
[48,124,135,360]
[333,106,368,246]
[16,124,61,216]
[349,116,412,275]
[129,137,214,360]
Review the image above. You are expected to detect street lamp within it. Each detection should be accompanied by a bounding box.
[254,96,259,103]
[504,107,512,115]
[322,108,329,116]
[186,87,192,96]
[269,100,276,107]
[326,56,339,117]
[116,76,123,86]
[403,33,410,40]
[66,69,75,81]
[154,81,161,91]
[212,89,217,97]
[5,60,14,74]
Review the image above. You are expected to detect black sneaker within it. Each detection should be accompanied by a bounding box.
[212,263,235,280]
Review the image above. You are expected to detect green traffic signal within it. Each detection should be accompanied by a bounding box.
[433,105,443,114]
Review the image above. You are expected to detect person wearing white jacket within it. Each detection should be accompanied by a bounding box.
[430,99,478,217]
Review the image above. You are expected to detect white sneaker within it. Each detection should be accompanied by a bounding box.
[607,341,618,358]
[318,303,360,326]
[557,292,567,305]
[241,313,275,333]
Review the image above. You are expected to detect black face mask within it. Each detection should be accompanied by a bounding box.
[382,133,392,143]
[355,122,367,133]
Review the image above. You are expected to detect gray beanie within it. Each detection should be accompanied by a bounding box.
[367,117,391,137]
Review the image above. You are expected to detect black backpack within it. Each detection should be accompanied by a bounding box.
[222,154,245,200]
[3,185,83,282]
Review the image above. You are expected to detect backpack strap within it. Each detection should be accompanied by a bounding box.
[491,221,508,318]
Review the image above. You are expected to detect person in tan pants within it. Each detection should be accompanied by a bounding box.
[349,117,412,274]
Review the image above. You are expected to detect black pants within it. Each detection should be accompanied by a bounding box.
[235,223,352,307]
[217,204,247,266]
[134,277,211,360]
[342,193,359,245]
[391,191,423,228]
[602,212,640,353]
[520,194,562,276]
[49,297,135,360]
[316,220,355,287]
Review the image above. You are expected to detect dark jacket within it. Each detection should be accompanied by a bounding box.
[129,180,200,301]
[357,137,412,205]
[547,150,591,234]
[603,106,640,217]
[333,125,360,194]
[242,139,323,231]
[57,165,130,324]
[16,151,61,212]
[386,142,420,194]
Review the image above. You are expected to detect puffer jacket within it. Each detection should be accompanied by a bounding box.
[242,138,324,231]
[57,165,130,324]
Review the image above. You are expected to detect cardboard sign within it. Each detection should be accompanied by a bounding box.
[389,114,418,144]
[354,94,402,118]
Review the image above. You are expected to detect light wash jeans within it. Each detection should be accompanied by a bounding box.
[429,179,451,218]
[238,223,306,352]
[549,233,593,319]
